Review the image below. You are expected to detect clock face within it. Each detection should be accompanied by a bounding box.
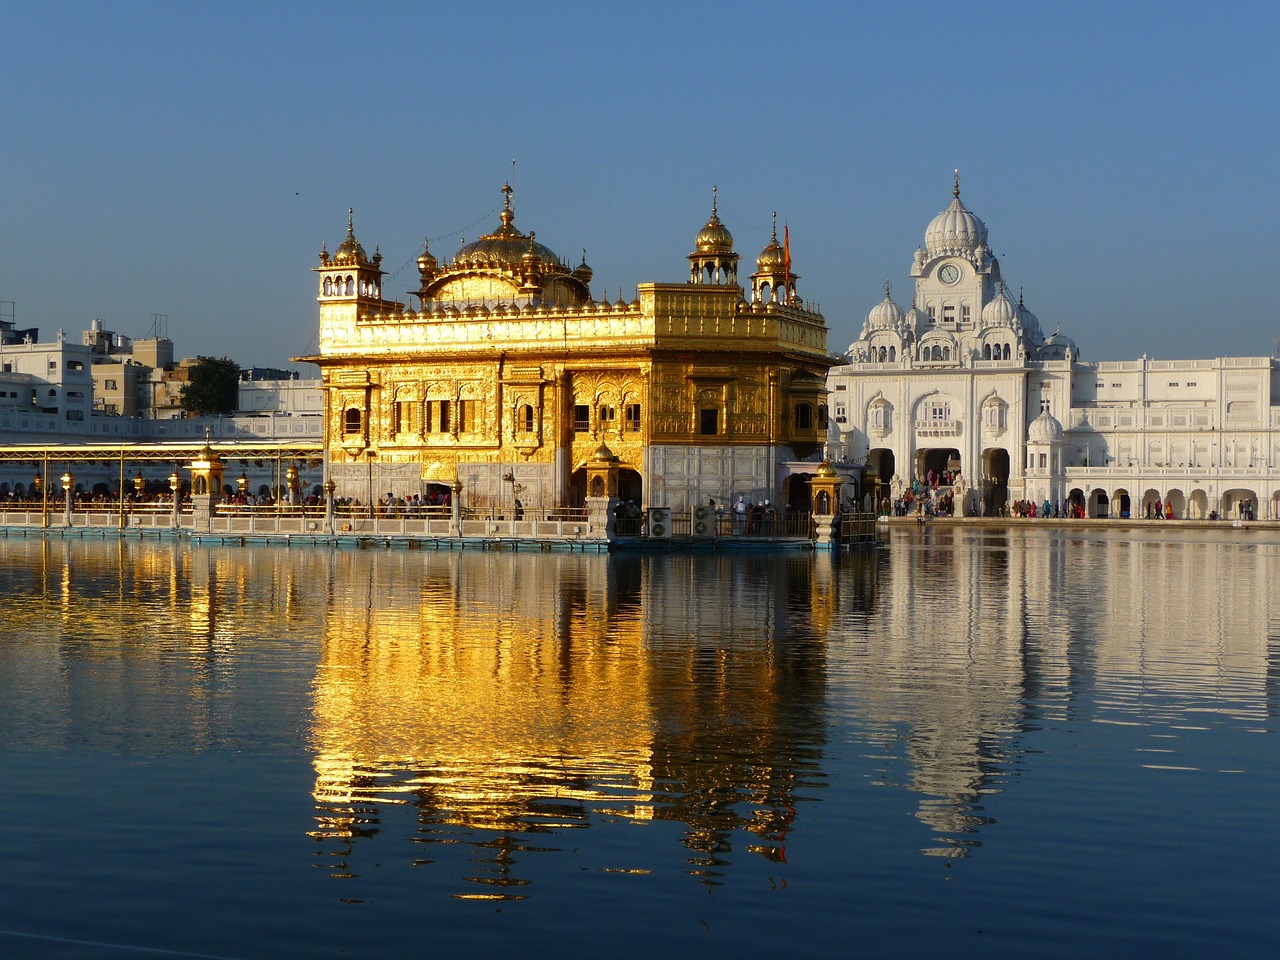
[939,264,960,284]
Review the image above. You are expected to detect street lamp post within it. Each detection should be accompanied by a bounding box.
[169,470,182,529]
[324,478,337,533]
[60,470,74,527]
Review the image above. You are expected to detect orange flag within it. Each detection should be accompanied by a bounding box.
[783,223,792,282]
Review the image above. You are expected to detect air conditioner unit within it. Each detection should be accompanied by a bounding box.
[691,504,714,537]
[646,506,671,539]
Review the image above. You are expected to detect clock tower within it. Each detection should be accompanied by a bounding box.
[909,171,1001,334]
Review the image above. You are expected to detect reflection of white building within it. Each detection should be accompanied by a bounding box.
[827,176,1280,520]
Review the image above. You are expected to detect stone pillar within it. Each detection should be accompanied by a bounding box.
[586,496,614,540]
[324,479,337,534]
[450,478,463,536]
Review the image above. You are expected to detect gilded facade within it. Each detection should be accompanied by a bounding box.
[298,188,833,511]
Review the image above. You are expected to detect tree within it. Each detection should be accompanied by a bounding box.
[179,356,240,416]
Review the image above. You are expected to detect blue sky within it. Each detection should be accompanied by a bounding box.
[2,1,1277,370]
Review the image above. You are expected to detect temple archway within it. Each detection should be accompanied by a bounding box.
[1112,488,1132,518]
[982,448,1010,515]
[916,447,961,487]
[618,468,642,506]
[1188,489,1209,519]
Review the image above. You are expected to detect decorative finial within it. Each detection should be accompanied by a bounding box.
[1019,287,1024,306]
[711,184,718,218]
[771,210,778,240]
[953,169,960,198]
[581,248,588,265]
[884,280,892,298]
[502,181,513,206]
[347,208,354,237]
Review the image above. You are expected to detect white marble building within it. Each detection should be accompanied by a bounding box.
[827,176,1279,520]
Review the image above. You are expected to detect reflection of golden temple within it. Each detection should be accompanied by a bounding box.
[306,551,831,888]
[296,187,833,512]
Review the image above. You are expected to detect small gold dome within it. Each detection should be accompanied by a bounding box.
[593,442,619,463]
[417,237,438,276]
[757,221,786,272]
[332,209,369,264]
[694,185,734,254]
[816,460,836,477]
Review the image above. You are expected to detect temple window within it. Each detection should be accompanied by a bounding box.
[425,400,450,433]
[456,400,474,432]
[573,404,591,432]
[795,403,813,430]
[522,404,535,432]
[393,401,417,436]
[343,408,362,434]
[625,403,641,431]
[699,408,718,435]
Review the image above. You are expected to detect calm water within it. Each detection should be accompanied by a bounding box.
[0,528,1276,959]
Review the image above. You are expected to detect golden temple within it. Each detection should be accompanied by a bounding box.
[297,187,834,512]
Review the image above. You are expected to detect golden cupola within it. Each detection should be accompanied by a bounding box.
[316,209,385,302]
[750,212,795,304]
[416,236,439,283]
[331,209,377,267]
[688,185,739,285]
[415,184,591,309]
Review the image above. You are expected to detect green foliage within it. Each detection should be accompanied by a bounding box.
[179,356,240,416]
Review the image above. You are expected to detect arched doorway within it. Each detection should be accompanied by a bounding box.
[1089,489,1110,518]
[1222,488,1258,520]
[868,448,895,488]
[917,447,961,487]
[982,448,1010,515]
[785,473,813,514]
[1188,489,1209,519]
[1112,488,1132,518]
[618,468,642,506]
[1141,488,1161,518]
[568,468,587,506]
[1068,488,1086,517]
[1165,489,1186,519]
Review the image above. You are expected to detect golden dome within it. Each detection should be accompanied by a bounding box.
[816,460,836,477]
[756,216,786,272]
[453,184,562,270]
[332,209,370,265]
[592,442,619,463]
[416,237,438,277]
[693,185,734,254]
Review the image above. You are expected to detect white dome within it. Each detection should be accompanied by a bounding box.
[1028,408,1064,443]
[1017,301,1043,341]
[924,193,988,259]
[981,289,1017,328]
[866,286,905,331]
